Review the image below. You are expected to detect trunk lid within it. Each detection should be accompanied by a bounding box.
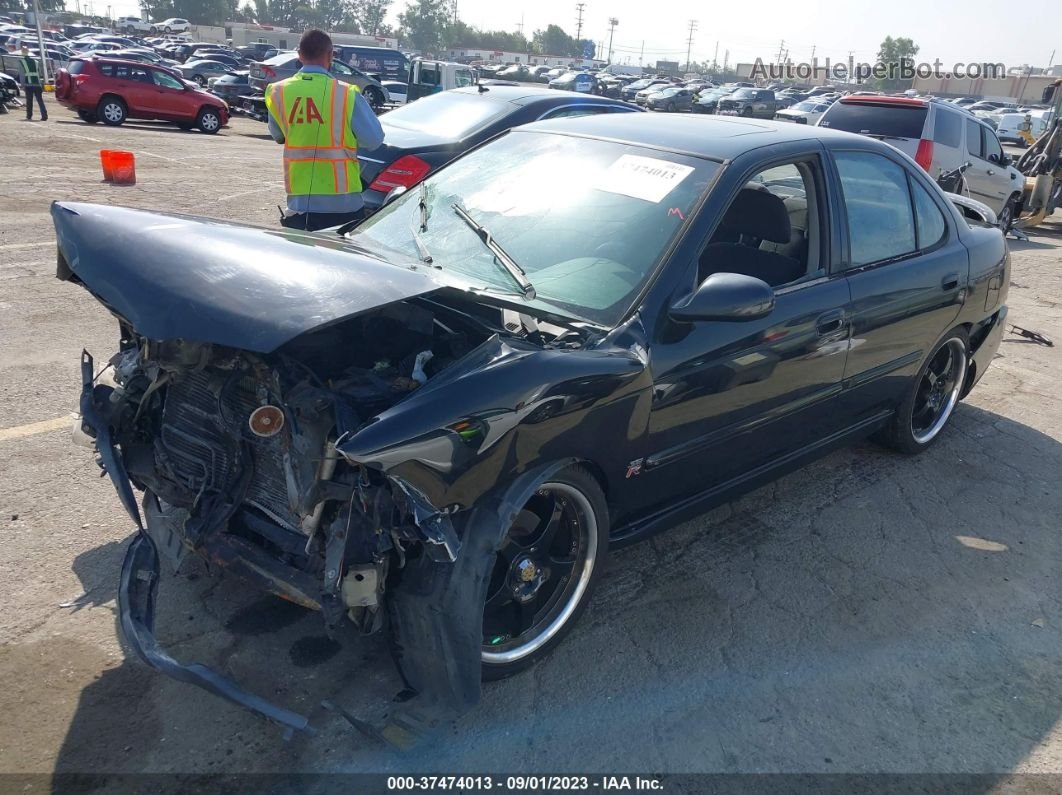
[52,202,449,353]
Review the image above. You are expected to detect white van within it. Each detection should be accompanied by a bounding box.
[995,112,1049,147]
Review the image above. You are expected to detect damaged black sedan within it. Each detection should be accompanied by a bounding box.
[56,114,1009,740]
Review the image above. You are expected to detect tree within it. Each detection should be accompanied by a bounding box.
[532,23,580,58]
[354,0,391,36]
[397,0,449,54]
[875,35,919,90]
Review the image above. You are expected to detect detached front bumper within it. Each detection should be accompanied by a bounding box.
[79,350,316,736]
[119,530,316,735]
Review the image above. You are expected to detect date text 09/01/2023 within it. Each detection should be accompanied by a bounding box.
[386,775,665,791]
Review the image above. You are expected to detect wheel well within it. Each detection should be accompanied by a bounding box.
[571,459,610,503]
[99,93,125,107]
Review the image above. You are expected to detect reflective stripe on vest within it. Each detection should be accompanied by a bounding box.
[264,72,361,197]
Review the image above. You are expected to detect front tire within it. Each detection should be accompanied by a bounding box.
[363,86,384,112]
[998,194,1019,232]
[481,466,609,680]
[196,107,222,134]
[878,329,969,454]
[97,96,126,126]
[193,74,206,86]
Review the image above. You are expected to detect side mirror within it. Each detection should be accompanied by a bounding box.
[383,185,408,206]
[669,272,775,323]
[1000,152,1013,167]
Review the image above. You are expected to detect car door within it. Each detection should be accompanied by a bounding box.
[112,63,154,116]
[150,67,193,119]
[635,146,853,512]
[963,118,1009,212]
[829,146,966,422]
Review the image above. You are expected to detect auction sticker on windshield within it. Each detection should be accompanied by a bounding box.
[595,154,695,203]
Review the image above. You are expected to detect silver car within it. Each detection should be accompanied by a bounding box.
[177,59,233,86]
[817,95,1025,228]
[248,52,389,111]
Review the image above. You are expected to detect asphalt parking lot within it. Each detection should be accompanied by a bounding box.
[2,100,1062,786]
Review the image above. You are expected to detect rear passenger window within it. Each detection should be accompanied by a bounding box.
[932,108,961,147]
[835,152,916,267]
[910,178,947,249]
[97,63,113,76]
[966,119,984,158]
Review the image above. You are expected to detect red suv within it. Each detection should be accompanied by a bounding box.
[55,57,229,134]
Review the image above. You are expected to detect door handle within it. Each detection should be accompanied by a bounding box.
[816,310,846,335]
[941,273,960,291]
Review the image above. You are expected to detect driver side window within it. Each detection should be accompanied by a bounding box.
[153,70,183,89]
[698,159,822,289]
[983,128,1003,163]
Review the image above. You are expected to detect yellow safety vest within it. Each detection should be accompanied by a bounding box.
[265,72,361,196]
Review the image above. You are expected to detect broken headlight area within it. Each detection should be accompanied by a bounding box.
[86,300,492,635]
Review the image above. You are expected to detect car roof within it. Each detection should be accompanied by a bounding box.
[446,85,626,107]
[520,113,889,161]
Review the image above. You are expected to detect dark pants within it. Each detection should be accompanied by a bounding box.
[24,85,47,120]
[280,208,365,232]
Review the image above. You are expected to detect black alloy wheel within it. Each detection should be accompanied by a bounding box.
[481,468,608,679]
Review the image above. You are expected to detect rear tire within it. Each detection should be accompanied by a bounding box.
[481,465,609,681]
[667,101,675,112]
[877,328,969,454]
[193,74,206,86]
[97,96,126,126]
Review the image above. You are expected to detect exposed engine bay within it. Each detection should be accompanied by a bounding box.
[90,298,579,635]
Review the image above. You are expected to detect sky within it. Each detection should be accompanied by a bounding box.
[99,0,1061,71]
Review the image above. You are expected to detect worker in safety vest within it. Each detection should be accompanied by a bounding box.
[265,29,384,231]
[19,44,48,122]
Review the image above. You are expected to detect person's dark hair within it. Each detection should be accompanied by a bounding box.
[298,29,333,61]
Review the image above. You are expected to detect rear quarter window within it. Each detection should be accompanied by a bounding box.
[932,107,962,147]
[67,60,86,75]
[820,102,928,139]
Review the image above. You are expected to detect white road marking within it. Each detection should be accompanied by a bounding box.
[0,243,43,251]
[0,415,74,442]
[217,186,276,202]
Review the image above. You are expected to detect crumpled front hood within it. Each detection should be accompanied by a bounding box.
[52,202,449,353]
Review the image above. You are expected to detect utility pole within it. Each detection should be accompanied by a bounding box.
[1048,49,1056,69]
[639,40,644,67]
[575,3,585,42]
[776,39,785,64]
[30,0,49,85]
[684,19,697,73]
[606,17,618,65]
[712,40,718,72]
[722,49,729,74]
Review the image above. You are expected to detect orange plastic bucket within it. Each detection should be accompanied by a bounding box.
[99,149,116,182]
[110,151,136,185]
